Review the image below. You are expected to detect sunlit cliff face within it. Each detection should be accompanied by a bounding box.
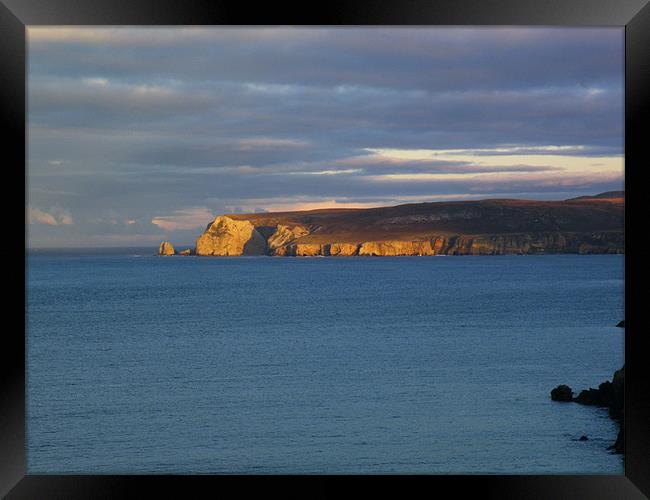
[27,27,623,247]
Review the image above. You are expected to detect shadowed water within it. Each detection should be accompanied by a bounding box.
[26,252,624,474]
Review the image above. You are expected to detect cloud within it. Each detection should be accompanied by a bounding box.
[28,207,57,225]
[150,207,214,231]
[236,137,310,150]
[29,78,217,128]
[261,199,388,212]
[59,213,74,225]
[28,206,74,226]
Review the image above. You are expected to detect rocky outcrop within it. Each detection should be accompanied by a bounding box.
[158,241,175,256]
[550,364,624,454]
[178,248,193,256]
[612,422,624,455]
[328,243,360,256]
[267,224,311,253]
[576,366,624,454]
[195,216,267,256]
[275,243,327,256]
[574,366,625,418]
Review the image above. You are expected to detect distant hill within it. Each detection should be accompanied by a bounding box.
[567,191,624,201]
[190,194,624,256]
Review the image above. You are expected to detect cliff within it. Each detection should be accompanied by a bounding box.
[195,216,268,256]
[194,192,624,256]
[158,241,175,256]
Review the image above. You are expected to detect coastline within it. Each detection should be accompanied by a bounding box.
[157,194,624,257]
[159,231,624,257]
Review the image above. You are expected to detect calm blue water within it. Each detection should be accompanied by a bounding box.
[26,252,624,474]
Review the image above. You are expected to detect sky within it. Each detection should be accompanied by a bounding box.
[27,27,624,248]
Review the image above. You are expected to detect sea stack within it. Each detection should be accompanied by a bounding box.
[158,241,176,256]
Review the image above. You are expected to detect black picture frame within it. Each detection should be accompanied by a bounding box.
[3,1,649,497]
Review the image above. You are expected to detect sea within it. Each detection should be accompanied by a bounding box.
[26,250,625,474]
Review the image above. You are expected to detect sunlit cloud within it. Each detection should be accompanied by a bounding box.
[256,199,387,212]
[28,207,57,226]
[363,148,623,178]
[287,169,364,176]
[28,206,74,226]
[239,192,503,212]
[151,207,214,231]
[367,145,589,155]
[366,170,622,185]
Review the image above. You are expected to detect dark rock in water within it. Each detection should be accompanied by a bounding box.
[616,320,625,328]
[608,427,624,454]
[574,387,606,406]
[551,365,624,454]
[573,367,624,415]
[608,366,624,421]
[573,366,625,454]
[550,384,574,402]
